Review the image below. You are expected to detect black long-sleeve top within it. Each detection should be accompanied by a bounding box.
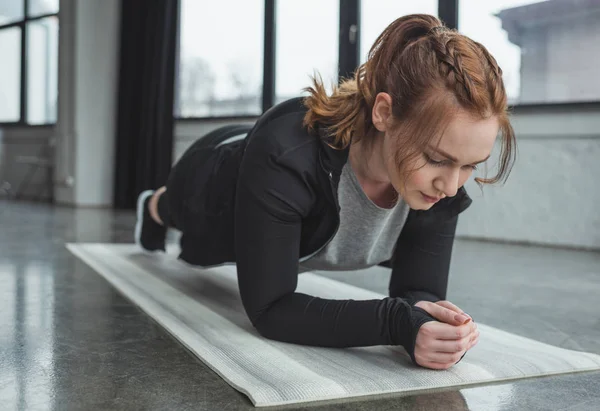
[175,98,472,363]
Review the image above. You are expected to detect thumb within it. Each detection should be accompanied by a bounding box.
[416,301,470,326]
[435,300,472,321]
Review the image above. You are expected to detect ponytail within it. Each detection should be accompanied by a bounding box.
[303,14,516,185]
[302,71,373,149]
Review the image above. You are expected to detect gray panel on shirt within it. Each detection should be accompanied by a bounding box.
[299,162,409,272]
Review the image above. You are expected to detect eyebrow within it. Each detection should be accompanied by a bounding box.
[430,147,491,165]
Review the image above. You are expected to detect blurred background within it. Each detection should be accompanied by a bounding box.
[0,0,599,250]
[1,2,599,409]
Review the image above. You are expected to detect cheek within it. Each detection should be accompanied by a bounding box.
[406,168,433,190]
[459,169,473,187]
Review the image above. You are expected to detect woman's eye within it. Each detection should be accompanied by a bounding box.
[424,153,477,170]
[424,154,445,167]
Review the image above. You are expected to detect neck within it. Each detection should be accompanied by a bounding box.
[349,134,390,185]
[349,135,399,208]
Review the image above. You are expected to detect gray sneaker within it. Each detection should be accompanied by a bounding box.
[134,190,166,252]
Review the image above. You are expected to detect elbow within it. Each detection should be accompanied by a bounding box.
[244,301,291,343]
[239,289,299,343]
[243,300,277,339]
[252,315,274,339]
[248,309,282,342]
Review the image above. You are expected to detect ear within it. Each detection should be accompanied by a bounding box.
[371,92,393,132]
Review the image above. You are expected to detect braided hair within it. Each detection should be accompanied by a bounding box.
[304,14,516,185]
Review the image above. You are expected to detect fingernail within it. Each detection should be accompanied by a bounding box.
[463,312,472,319]
[454,314,469,323]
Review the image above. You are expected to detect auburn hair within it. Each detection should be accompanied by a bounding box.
[303,14,516,185]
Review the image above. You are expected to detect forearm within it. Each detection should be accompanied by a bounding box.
[394,290,441,306]
[249,292,435,361]
[389,215,459,303]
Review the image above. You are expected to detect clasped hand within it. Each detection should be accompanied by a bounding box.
[413,300,480,370]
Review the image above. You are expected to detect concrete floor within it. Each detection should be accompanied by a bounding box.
[1,199,599,410]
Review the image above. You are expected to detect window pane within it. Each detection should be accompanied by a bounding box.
[28,0,58,17]
[460,0,600,104]
[361,1,438,63]
[177,0,264,117]
[27,17,58,124]
[275,0,339,104]
[0,27,21,122]
[0,0,24,25]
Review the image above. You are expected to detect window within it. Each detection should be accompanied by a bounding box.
[0,0,59,124]
[28,0,58,17]
[0,0,23,25]
[460,0,600,104]
[275,0,339,104]
[0,27,21,122]
[360,0,438,63]
[176,1,453,119]
[177,0,265,117]
[27,16,58,124]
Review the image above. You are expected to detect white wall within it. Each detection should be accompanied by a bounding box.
[53,0,120,207]
[0,127,54,201]
[3,0,598,249]
[0,11,56,200]
[175,104,600,251]
[457,106,600,250]
[53,0,76,204]
[520,11,600,103]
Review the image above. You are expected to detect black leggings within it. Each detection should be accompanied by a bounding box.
[156,189,174,228]
[156,124,252,231]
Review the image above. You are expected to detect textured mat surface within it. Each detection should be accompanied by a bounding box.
[67,243,600,407]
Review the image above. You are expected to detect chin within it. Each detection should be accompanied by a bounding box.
[400,189,436,210]
[406,197,434,211]
[413,204,434,211]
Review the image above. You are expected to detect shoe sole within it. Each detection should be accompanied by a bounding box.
[134,190,155,251]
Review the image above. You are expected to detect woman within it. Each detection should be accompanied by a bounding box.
[134,14,516,370]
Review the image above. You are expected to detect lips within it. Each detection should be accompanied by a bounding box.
[421,192,441,203]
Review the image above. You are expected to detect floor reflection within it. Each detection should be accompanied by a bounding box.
[0,261,55,410]
[1,199,599,410]
[461,383,515,410]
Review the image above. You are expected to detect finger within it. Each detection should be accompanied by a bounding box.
[435,301,472,320]
[416,301,470,326]
[416,359,452,370]
[416,350,464,365]
[427,335,473,353]
[468,332,480,349]
[423,361,456,370]
[460,331,480,353]
[426,329,479,357]
[420,321,475,340]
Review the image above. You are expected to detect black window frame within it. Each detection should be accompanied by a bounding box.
[176,0,356,122]
[175,0,597,122]
[0,0,59,127]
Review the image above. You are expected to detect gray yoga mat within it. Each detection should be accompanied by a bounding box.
[67,243,600,407]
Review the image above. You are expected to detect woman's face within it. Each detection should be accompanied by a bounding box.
[385,112,499,210]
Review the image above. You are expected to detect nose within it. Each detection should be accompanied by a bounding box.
[434,168,460,198]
